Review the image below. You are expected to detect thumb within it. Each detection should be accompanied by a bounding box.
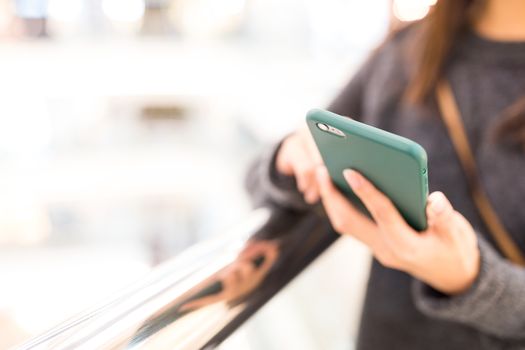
[426,191,454,232]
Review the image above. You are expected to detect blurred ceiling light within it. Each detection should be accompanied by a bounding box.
[393,0,435,22]
[48,0,83,22]
[102,0,145,22]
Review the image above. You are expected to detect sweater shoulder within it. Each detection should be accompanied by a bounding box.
[369,23,418,77]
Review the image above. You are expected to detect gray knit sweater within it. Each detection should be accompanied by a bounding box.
[246,27,525,349]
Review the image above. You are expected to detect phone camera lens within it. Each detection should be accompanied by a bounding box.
[317,123,329,131]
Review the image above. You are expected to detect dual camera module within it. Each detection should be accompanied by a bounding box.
[316,123,346,137]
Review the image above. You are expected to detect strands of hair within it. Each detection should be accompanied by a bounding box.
[404,0,525,148]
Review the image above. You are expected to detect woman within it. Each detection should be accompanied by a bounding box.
[247,0,525,348]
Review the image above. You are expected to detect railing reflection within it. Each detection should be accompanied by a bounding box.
[15,206,337,350]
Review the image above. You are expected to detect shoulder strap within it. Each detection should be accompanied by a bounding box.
[436,80,525,266]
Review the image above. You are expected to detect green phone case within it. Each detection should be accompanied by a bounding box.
[306,109,429,231]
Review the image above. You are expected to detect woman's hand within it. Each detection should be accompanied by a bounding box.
[316,166,480,295]
[276,127,323,204]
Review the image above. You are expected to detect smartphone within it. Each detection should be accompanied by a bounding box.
[306,108,428,231]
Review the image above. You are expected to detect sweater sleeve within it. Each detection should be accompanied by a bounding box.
[412,235,525,339]
[244,55,376,211]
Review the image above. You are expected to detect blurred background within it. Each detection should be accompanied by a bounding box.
[0,0,436,348]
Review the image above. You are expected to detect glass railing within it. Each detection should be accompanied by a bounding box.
[15,206,338,349]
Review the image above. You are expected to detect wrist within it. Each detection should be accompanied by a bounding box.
[448,247,481,295]
[407,245,481,296]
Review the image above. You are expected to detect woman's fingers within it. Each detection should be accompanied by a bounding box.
[298,132,323,203]
[316,166,377,246]
[426,191,454,230]
[296,166,319,203]
[426,191,473,246]
[276,128,326,204]
[304,184,320,204]
[300,126,324,165]
[344,169,409,233]
[291,144,313,191]
[316,166,354,225]
[343,169,418,263]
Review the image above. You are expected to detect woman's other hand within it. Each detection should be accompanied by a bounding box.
[276,127,323,204]
[316,166,480,295]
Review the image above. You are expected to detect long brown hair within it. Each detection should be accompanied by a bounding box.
[406,0,525,148]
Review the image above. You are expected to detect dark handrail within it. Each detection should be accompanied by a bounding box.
[15,206,337,349]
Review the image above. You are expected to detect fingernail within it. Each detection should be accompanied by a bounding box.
[431,194,446,215]
[343,169,361,189]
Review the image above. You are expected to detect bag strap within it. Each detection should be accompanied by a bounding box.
[435,80,525,266]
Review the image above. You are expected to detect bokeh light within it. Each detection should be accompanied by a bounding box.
[102,0,145,23]
[393,0,436,22]
[48,0,83,22]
